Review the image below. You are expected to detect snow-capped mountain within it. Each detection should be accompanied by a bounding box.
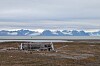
[89,31,100,36]
[0,29,100,36]
[40,30,90,36]
[0,29,40,36]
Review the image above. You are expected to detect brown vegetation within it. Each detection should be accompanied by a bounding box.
[0,42,100,66]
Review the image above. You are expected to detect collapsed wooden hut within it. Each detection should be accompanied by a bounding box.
[20,42,54,51]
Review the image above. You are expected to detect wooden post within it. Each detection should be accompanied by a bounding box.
[51,42,54,51]
[20,43,23,50]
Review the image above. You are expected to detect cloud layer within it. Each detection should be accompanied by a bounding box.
[0,0,100,31]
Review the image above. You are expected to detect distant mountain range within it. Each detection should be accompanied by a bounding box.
[0,29,100,36]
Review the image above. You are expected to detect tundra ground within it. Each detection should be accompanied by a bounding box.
[0,42,100,66]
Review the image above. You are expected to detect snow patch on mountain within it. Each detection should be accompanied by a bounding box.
[62,30,72,35]
[7,32,18,35]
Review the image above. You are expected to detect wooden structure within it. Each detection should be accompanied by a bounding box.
[20,42,54,51]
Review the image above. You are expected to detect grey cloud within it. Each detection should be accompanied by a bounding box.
[0,20,99,31]
[0,0,100,20]
[0,0,100,31]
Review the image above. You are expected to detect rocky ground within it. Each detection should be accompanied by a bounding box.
[0,42,100,66]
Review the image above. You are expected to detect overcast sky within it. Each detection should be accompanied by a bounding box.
[0,0,100,31]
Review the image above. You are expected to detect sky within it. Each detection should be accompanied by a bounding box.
[0,0,100,32]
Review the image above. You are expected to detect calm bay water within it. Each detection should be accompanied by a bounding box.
[0,40,73,42]
[0,36,100,42]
